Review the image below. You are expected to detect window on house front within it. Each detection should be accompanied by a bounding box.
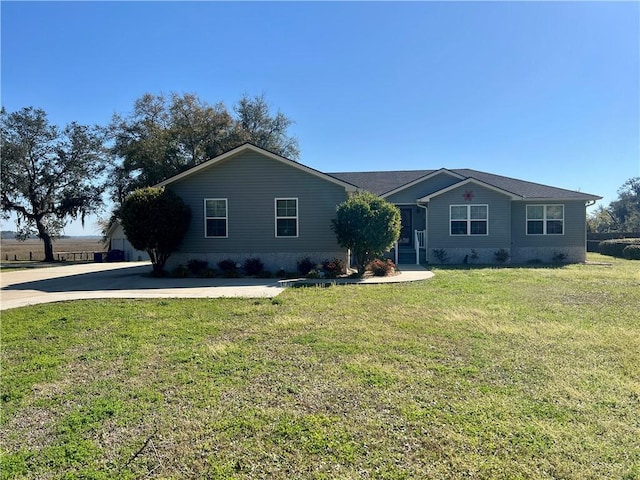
[205,199,227,237]
[527,205,564,235]
[275,198,298,237]
[450,205,488,235]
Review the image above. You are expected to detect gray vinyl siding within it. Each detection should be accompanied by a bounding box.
[510,200,588,262]
[168,151,348,255]
[511,201,587,248]
[385,173,460,204]
[428,184,512,250]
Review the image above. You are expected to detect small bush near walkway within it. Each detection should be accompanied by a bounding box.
[322,258,345,278]
[367,258,396,276]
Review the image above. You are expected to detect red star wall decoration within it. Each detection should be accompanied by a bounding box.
[463,190,474,201]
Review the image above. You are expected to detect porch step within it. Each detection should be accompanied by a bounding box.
[396,249,426,265]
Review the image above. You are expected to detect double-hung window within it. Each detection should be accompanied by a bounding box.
[275,198,298,237]
[450,205,488,235]
[205,199,227,238]
[527,205,564,235]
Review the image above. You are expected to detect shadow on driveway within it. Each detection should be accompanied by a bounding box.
[1,262,285,310]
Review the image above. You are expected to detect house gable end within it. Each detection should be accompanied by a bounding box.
[156,143,358,192]
[381,168,465,198]
[384,170,467,204]
[419,178,522,203]
[165,147,351,270]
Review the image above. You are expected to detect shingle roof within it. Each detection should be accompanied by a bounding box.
[327,170,435,196]
[328,168,601,201]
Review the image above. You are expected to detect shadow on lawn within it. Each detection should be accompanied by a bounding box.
[1,264,283,293]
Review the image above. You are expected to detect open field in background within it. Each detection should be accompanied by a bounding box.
[0,238,105,262]
[1,254,639,479]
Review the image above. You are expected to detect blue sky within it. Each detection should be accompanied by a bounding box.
[2,1,639,235]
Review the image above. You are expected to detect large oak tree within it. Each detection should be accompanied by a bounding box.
[107,92,299,206]
[1,107,108,261]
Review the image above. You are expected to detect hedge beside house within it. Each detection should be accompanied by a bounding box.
[588,233,640,253]
[598,238,640,259]
[623,244,640,260]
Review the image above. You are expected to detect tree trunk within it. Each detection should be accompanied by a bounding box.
[147,249,169,277]
[354,251,368,277]
[36,219,55,262]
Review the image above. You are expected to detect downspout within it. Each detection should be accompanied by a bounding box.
[418,203,428,263]
[584,200,597,261]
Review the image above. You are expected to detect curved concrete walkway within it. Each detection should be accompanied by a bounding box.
[0,262,433,310]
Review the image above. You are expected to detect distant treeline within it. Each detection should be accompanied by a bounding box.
[1,231,24,239]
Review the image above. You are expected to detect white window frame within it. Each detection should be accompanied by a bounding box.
[450,204,489,236]
[275,198,299,238]
[204,198,228,238]
[526,204,564,236]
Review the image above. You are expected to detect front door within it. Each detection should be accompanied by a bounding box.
[398,208,413,246]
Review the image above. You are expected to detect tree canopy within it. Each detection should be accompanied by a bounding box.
[331,191,401,275]
[588,177,640,233]
[1,107,108,261]
[119,187,191,276]
[108,93,299,205]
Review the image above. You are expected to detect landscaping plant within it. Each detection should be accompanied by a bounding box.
[119,187,191,276]
[331,191,400,276]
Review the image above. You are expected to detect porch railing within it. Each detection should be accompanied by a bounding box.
[393,230,426,265]
[415,230,426,264]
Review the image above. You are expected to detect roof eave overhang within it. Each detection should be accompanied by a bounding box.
[516,196,603,202]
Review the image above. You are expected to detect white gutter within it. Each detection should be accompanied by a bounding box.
[584,200,597,260]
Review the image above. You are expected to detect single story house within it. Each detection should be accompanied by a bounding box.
[112,143,601,270]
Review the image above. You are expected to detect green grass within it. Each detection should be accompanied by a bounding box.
[1,253,639,479]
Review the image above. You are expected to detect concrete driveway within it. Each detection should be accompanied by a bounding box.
[0,262,285,310]
[1,262,434,311]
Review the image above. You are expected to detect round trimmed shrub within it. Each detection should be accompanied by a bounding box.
[120,187,191,276]
[623,244,640,260]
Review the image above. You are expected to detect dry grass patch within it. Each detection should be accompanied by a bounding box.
[1,238,104,262]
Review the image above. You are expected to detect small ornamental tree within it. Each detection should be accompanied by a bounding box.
[119,187,191,276]
[331,191,401,276]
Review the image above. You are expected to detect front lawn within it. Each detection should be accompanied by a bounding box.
[1,254,638,479]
